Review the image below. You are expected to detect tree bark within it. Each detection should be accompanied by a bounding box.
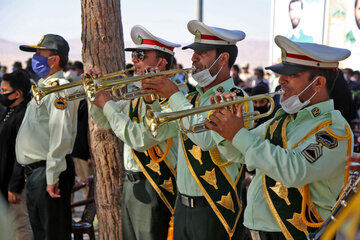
[80,0,125,239]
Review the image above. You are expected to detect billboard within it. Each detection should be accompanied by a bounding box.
[270,0,359,69]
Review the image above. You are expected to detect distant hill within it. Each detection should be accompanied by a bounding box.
[0,38,269,72]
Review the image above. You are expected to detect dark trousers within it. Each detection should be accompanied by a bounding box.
[122,177,171,240]
[25,156,75,240]
[173,198,244,240]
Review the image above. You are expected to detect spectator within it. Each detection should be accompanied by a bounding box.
[330,69,357,122]
[232,64,245,87]
[251,83,273,128]
[12,62,22,72]
[72,61,84,82]
[1,66,7,76]
[254,66,270,89]
[0,69,33,239]
[240,62,252,87]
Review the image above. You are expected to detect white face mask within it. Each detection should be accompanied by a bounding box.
[145,59,162,74]
[280,76,319,114]
[192,54,223,87]
[133,59,162,88]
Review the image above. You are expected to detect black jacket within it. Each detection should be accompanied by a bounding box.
[0,98,29,199]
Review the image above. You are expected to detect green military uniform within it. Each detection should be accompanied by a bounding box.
[90,97,178,240]
[217,100,353,238]
[149,78,251,239]
[16,71,79,240]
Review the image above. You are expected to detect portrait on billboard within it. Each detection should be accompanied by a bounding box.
[287,0,314,42]
[345,0,360,45]
[270,0,325,64]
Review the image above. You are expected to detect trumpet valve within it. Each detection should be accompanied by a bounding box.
[190,123,208,133]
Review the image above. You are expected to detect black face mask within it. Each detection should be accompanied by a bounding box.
[254,105,269,114]
[0,91,16,107]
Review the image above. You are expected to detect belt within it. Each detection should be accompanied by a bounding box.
[24,161,46,175]
[179,193,208,208]
[125,171,146,182]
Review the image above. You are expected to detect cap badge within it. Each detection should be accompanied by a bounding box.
[311,107,320,117]
[195,30,201,42]
[137,35,143,45]
[38,35,45,46]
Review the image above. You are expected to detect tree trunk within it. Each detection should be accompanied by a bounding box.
[80,0,125,239]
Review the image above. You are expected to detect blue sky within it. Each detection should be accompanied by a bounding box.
[0,0,271,44]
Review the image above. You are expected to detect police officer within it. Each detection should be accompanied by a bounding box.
[205,35,353,239]
[90,25,179,240]
[141,20,252,239]
[16,34,79,240]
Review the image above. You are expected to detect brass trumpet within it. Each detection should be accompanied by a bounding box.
[31,67,135,104]
[86,67,194,101]
[32,66,194,104]
[145,90,284,137]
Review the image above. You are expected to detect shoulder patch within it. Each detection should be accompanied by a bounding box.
[315,131,338,149]
[301,143,323,163]
[54,99,68,110]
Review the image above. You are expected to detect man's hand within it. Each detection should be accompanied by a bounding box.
[141,75,179,99]
[47,182,61,198]
[204,92,244,142]
[91,90,112,109]
[8,191,21,203]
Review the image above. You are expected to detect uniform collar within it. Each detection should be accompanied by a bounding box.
[38,70,64,87]
[195,77,235,97]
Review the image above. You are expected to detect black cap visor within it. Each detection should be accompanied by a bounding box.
[265,62,311,75]
[19,45,47,52]
[182,42,226,52]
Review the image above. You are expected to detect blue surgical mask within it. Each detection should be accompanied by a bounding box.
[32,54,54,79]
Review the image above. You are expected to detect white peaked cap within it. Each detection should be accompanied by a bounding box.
[125,25,180,56]
[182,20,246,51]
[266,35,351,75]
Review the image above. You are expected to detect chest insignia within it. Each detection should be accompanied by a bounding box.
[311,107,320,117]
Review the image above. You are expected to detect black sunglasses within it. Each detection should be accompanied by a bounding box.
[131,51,146,61]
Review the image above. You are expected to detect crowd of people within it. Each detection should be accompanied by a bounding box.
[0,19,359,240]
